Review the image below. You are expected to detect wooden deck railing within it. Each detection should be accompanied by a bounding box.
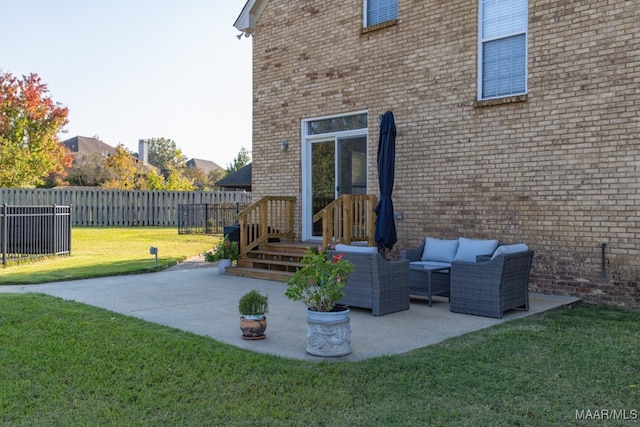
[237,196,296,257]
[313,194,377,248]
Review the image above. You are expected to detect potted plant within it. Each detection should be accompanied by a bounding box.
[204,234,240,273]
[285,245,355,356]
[238,289,268,340]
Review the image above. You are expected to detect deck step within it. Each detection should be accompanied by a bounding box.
[225,266,294,282]
[226,241,312,282]
[246,249,304,264]
[259,242,311,255]
[248,248,305,259]
[241,257,302,269]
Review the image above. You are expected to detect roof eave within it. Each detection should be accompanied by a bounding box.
[233,0,269,34]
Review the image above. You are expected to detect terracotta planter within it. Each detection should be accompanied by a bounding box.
[306,306,351,357]
[240,316,267,340]
[217,258,232,273]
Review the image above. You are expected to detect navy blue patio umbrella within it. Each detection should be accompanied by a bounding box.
[374,111,397,256]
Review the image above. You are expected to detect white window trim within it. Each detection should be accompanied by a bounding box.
[363,0,369,27]
[363,0,398,28]
[477,0,529,101]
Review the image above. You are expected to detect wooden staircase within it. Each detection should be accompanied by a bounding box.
[225,241,311,282]
[226,193,377,282]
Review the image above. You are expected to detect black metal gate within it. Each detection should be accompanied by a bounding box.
[1,204,72,265]
[177,203,249,235]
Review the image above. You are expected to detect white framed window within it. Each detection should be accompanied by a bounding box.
[364,0,398,27]
[478,0,528,100]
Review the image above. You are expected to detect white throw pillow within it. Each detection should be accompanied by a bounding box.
[421,237,459,262]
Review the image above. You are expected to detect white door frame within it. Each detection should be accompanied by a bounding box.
[301,111,369,242]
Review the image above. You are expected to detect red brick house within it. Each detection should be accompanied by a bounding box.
[234,0,639,307]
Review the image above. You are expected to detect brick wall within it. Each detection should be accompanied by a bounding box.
[250,0,640,307]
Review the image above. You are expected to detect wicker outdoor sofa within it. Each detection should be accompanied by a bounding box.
[327,244,410,316]
[402,237,534,318]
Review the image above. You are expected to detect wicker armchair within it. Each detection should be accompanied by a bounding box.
[327,249,410,316]
[449,250,534,318]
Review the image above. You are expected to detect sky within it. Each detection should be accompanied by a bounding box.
[1,0,252,169]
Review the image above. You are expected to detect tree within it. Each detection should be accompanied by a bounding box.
[207,168,226,188]
[0,71,70,187]
[100,142,194,191]
[163,167,195,191]
[226,146,251,174]
[67,152,111,186]
[183,166,208,190]
[145,137,187,171]
[140,168,165,190]
[102,144,138,189]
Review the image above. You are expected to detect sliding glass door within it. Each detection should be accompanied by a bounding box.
[302,112,368,241]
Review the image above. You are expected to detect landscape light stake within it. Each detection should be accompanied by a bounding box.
[150,246,158,268]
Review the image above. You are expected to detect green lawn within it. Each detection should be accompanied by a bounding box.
[0,228,638,425]
[0,227,218,285]
[0,296,638,426]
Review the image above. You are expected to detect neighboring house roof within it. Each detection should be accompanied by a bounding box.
[185,158,223,175]
[215,163,251,191]
[62,136,117,157]
[234,0,268,34]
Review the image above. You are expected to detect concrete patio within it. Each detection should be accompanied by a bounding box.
[0,261,580,362]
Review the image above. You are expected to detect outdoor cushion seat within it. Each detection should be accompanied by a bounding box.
[453,237,500,262]
[403,237,500,268]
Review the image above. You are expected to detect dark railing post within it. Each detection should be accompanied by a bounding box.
[204,203,209,234]
[2,203,6,266]
[52,204,58,255]
[68,204,72,256]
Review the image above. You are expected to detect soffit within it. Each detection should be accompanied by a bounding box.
[233,0,269,34]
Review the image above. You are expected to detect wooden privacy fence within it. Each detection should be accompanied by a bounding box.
[1,204,71,265]
[0,188,252,227]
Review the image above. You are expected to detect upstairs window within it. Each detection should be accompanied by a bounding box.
[478,0,528,100]
[365,0,398,27]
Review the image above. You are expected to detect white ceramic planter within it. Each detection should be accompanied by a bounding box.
[306,306,351,357]
[217,258,232,273]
